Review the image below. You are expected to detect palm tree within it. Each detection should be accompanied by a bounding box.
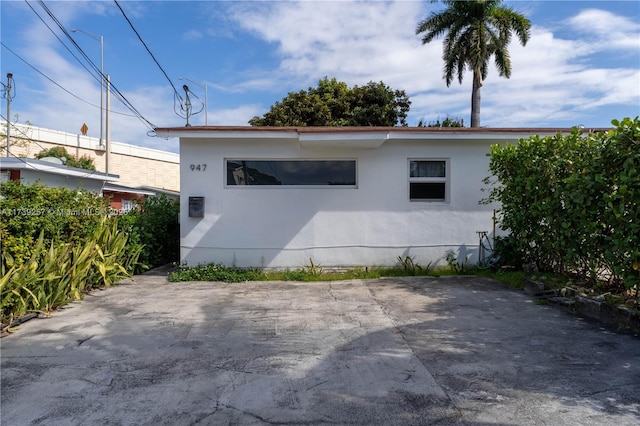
[416,0,531,127]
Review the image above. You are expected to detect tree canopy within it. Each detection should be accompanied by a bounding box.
[418,115,465,127]
[35,146,96,171]
[249,77,411,127]
[416,0,531,127]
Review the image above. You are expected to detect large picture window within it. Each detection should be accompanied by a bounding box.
[226,160,357,187]
[409,159,448,201]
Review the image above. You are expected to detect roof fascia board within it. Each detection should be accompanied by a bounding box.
[155,129,298,140]
[387,130,568,142]
[299,132,389,149]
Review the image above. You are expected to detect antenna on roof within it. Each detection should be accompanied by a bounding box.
[183,85,192,127]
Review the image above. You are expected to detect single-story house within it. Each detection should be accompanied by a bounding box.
[102,184,180,213]
[0,157,118,194]
[154,126,589,269]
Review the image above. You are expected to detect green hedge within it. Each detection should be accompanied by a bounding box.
[0,182,145,325]
[0,181,110,264]
[485,117,639,290]
[1,219,141,324]
[118,194,179,273]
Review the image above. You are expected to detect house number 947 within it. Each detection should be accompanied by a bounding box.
[190,164,207,172]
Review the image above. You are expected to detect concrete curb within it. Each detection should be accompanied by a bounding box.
[525,279,640,335]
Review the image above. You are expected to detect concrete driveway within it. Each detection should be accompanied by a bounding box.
[1,273,639,425]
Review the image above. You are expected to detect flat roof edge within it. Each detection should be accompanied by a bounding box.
[154,125,611,138]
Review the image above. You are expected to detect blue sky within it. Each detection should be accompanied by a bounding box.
[1,1,639,153]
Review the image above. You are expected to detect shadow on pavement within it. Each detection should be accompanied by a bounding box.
[1,275,639,425]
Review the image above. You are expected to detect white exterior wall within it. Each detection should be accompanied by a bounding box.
[179,135,500,269]
[18,169,106,193]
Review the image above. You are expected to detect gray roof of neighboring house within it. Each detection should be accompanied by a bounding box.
[0,157,119,182]
[102,183,156,196]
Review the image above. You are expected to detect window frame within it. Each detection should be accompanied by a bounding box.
[121,199,135,213]
[224,158,358,188]
[408,158,449,202]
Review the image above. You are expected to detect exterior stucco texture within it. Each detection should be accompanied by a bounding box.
[180,136,498,268]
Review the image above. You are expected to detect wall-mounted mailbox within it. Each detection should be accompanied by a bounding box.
[189,196,205,218]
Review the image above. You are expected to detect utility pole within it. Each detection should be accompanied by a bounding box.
[72,29,104,147]
[105,74,111,174]
[5,73,13,157]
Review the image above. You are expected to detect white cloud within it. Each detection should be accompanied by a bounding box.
[224,2,638,127]
[566,9,640,50]
[227,1,438,91]
[182,29,203,42]
[6,0,639,153]
[210,105,265,126]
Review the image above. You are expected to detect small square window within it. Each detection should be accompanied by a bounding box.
[409,159,448,202]
[121,199,135,213]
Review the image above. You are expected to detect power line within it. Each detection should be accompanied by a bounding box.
[113,0,184,103]
[1,112,60,160]
[24,0,157,132]
[24,1,101,87]
[1,42,135,118]
[35,0,156,130]
[1,112,107,180]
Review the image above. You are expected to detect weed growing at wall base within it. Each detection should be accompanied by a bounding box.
[169,258,447,283]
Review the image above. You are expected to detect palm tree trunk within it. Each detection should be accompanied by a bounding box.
[471,70,482,128]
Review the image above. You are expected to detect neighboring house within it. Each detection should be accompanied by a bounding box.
[0,158,177,214]
[154,126,592,269]
[5,123,180,192]
[0,157,118,194]
[102,184,180,213]
[102,183,156,213]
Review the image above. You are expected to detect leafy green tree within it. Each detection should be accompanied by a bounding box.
[35,146,96,171]
[417,115,465,127]
[416,0,531,127]
[249,77,411,126]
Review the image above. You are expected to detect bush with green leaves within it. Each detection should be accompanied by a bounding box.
[485,117,639,290]
[0,181,110,264]
[118,195,179,273]
[0,181,146,325]
[1,219,141,325]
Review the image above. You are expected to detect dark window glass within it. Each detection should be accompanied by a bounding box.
[410,160,446,178]
[410,182,446,200]
[227,160,356,186]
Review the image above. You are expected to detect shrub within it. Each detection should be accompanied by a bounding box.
[1,219,141,325]
[485,117,640,290]
[118,195,179,272]
[0,181,110,264]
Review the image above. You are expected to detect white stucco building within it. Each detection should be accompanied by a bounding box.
[155,126,578,269]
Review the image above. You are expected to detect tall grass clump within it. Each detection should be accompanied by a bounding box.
[1,219,141,326]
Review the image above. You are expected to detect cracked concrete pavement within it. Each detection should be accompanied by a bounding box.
[1,272,639,425]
